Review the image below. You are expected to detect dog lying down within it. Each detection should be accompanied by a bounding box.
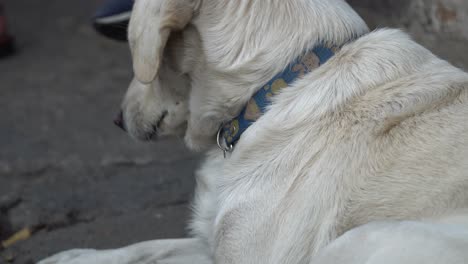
[40,0,468,263]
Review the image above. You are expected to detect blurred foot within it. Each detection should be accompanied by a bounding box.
[0,5,14,58]
[92,0,133,41]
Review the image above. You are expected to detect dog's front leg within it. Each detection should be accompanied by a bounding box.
[38,238,212,264]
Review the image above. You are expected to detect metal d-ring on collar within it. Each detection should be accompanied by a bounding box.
[217,125,233,158]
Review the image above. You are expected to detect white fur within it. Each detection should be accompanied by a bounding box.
[40,0,468,263]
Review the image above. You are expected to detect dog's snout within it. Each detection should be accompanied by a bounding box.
[114,111,126,131]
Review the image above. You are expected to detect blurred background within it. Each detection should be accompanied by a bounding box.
[0,0,467,263]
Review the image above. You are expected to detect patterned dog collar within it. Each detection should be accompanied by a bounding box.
[218,45,337,154]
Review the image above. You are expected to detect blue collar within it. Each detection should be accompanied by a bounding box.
[218,45,336,152]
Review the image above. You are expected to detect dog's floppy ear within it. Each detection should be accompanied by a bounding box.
[129,0,197,83]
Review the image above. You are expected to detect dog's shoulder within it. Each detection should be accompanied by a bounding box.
[334,28,468,131]
[231,28,468,198]
[271,28,468,128]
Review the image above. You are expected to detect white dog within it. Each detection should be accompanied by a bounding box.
[40,0,468,263]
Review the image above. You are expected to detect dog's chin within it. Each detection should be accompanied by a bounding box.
[129,122,218,152]
[128,127,159,142]
[129,122,188,143]
[184,131,216,152]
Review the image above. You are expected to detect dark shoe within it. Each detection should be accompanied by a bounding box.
[0,5,14,58]
[92,0,133,41]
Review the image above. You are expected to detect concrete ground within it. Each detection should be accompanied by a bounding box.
[0,1,198,263]
[0,1,466,263]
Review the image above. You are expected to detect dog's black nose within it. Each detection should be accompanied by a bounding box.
[114,111,126,131]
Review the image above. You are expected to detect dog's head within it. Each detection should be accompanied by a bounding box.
[116,0,368,150]
[116,0,200,142]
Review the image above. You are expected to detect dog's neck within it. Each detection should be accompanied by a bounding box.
[218,45,337,152]
[185,0,369,150]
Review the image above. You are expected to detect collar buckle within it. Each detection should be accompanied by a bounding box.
[217,125,233,158]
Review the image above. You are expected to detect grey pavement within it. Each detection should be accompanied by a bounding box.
[0,1,467,264]
[0,1,197,263]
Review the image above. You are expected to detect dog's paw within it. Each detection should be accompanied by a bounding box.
[38,249,98,264]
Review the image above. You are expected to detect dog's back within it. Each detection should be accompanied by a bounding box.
[327,29,468,232]
[218,28,468,261]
